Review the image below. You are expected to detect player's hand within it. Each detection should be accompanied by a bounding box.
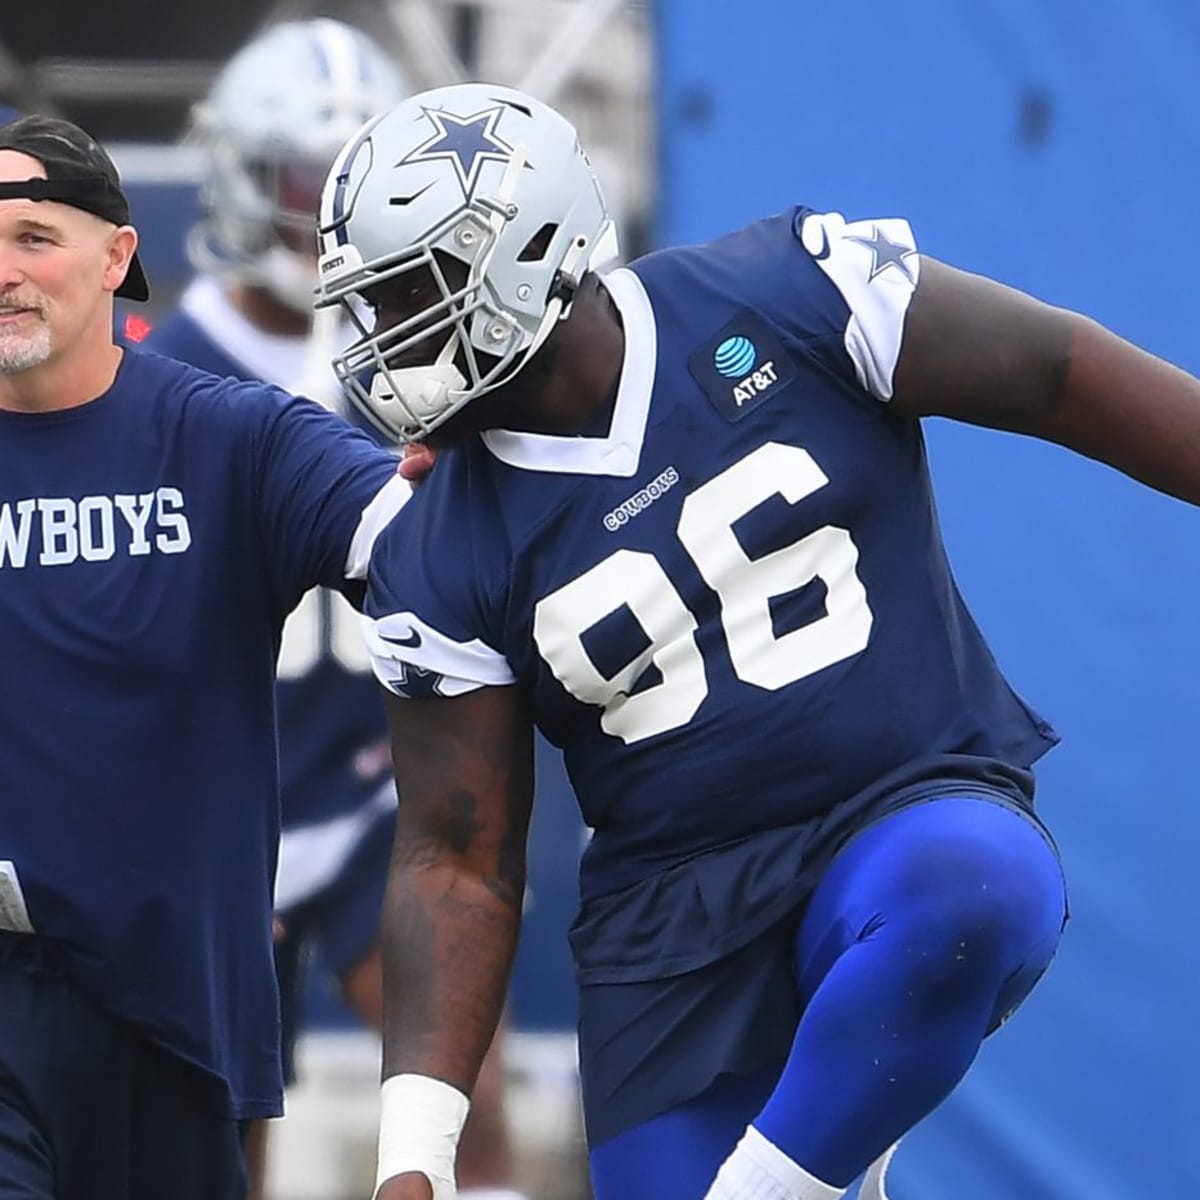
[398,443,438,484]
[374,1172,440,1200]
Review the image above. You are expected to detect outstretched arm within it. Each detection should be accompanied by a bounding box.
[374,683,534,1200]
[892,257,1200,504]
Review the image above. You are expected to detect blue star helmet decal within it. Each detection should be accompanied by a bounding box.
[844,225,918,284]
[397,104,517,198]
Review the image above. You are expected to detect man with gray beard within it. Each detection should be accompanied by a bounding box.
[0,114,407,1200]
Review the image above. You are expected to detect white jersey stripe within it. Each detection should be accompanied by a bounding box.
[345,472,409,581]
[365,609,516,698]
[273,784,395,912]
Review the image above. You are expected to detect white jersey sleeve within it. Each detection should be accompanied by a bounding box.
[362,609,516,699]
[797,211,919,401]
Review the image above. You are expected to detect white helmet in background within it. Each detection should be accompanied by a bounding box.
[190,19,407,313]
[315,82,617,443]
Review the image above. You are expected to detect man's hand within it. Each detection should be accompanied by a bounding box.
[398,443,438,484]
[375,1171,438,1200]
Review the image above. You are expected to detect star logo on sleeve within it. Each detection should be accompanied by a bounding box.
[844,225,918,284]
[387,661,450,699]
[397,105,517,198]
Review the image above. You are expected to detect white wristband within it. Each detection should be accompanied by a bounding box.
[376,1073,471,1197]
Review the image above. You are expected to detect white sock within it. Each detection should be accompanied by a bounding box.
[458,1191,530,1200]
[704,1126,846,1200]
[858,1141,900,1200]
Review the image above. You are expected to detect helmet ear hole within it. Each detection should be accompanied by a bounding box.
[518,222,560,263]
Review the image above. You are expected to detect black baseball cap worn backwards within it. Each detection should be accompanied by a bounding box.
[0,114,150,301]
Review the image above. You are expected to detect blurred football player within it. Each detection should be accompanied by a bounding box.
[144,25,524,1200]
[313,84,1200,1200]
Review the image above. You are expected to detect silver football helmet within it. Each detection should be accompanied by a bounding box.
[315,82,617,443]
[189,19,406,313]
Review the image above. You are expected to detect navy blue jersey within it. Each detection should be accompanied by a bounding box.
[146,282,395,855]
[365,208,1059,983]
[0,345,403,1116]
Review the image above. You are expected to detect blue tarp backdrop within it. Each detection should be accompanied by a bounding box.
[654,2,1199,1197]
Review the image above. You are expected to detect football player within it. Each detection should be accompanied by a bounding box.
[318,84,1200,1200]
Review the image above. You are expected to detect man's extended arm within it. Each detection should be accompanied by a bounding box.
[893,257,1200,504]
[374,684,534,1200]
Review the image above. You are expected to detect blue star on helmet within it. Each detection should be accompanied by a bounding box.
[387,662,450,699]
[397,105,517,198]
[844,225,918,284]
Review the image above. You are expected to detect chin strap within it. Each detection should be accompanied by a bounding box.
[546,226,596,317]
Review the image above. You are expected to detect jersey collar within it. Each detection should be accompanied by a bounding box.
[480,267,656,477]
[180,277,350,407]
[180,276,307,390]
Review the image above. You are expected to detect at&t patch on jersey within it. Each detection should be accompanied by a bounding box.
[688,311,797,422]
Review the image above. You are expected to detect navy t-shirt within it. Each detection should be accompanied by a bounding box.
[147,289,394,847]
[0,346,402,1116]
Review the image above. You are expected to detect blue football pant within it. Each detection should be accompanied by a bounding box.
[589,797,1067,1199]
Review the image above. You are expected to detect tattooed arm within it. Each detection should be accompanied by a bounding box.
[892,258,1200,504]
[374,684,534,1200]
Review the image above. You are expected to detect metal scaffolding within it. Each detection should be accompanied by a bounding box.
[0,0,654,248]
